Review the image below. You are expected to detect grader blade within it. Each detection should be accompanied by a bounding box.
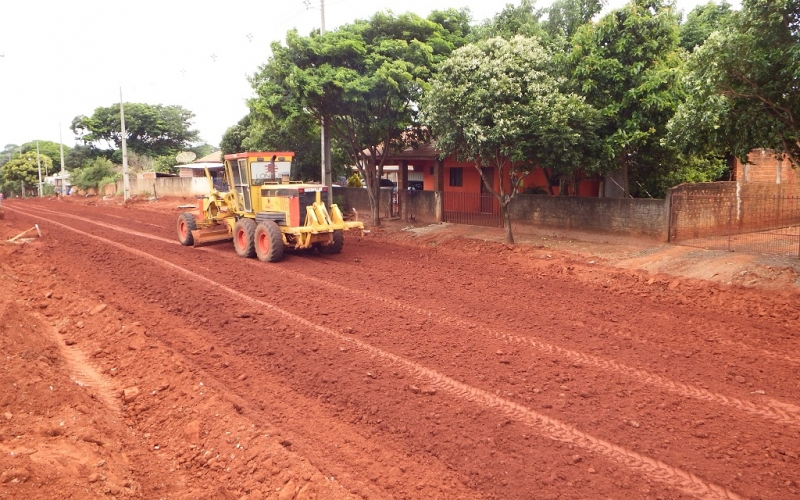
[191,227,231,247]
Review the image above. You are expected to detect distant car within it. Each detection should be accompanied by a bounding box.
[408,181,423,190]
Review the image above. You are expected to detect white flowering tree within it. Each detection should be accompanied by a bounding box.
[421,35,599,244]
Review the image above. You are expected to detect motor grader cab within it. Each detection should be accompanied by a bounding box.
[176,151,363,262]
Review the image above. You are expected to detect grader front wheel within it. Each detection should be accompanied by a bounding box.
[177,213,197,246]
[255,221,284,263]
[319,230,344,254]
[233,219,257,258]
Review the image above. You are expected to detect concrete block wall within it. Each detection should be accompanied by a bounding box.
[336,187,392,219]
[342,187,668,240]
[115,177,209,198]
[509,195,669,240]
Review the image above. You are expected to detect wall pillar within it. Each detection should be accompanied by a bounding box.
[433,159,444,222]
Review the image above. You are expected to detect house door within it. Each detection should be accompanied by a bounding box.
[480,167,494,214]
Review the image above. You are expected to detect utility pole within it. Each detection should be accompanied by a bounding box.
[319,0,332,206]
[59,123,67,196]
[59,123,66,173]
[120,88,130,201]
[36,141,43,197]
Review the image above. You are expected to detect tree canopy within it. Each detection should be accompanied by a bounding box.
[678,0,734,51]
[669,0,800,169]
[250,10,466,225]
[69,157,118,192]
[1,153,53,188]
[421,35,599,243]
[473,0,546,40]
[567,0,684,196]
[20,140,71,172]
[71,103,201,159]
[543,0,606,42]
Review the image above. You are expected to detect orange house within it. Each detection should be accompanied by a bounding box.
[372,144,601,222]
[380,144,601,197]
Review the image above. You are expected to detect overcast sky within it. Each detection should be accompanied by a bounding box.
[0,0,736,152]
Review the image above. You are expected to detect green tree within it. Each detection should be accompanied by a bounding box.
[70,157,118,192]
[543,0,606,42]
[678,1,733,52]
[421,36,600,243]
[669,0,800,169]
[428,8,474,48]
[64,144,101,170]
[1,153,54,188]
[567,0,684,197]
[20,140,71,173]
[71,103,201,158]
[220,115,252,157]
[189,143,215,160]
[251,11,463,225]
[151,155,178,174]
[473,0,546,41]
[1,144,21,169]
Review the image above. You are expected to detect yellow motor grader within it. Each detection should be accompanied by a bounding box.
[176,151,363,262]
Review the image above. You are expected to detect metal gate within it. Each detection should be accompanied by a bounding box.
[442,192,502,228]
[670,190,800,257]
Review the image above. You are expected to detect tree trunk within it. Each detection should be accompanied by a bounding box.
[501,200,514,244]
[371,184,381,227]
[365,180,381,227]
[542,169,555,196]
[362,155,382,227]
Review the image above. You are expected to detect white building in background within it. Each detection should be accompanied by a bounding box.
[45,170,72,195]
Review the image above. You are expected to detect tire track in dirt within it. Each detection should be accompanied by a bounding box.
[99,211,168,228]
[0,243,120,413]
[19,204,175,244]
[601,326,800,367]
[26,203,800,369]
[8,206,744,500]
[49,317,120,411]
[27,201,800,369]
[12,204,800,427]
[235,257,800,428]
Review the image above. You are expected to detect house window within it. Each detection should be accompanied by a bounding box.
[449,167,463,187]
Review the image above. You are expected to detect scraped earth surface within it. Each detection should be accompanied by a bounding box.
[0,196,798,500]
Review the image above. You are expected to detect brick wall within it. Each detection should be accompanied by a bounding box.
[733,149,800,185]
[668,181,800,241]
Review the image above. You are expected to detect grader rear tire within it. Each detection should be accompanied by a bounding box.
[233,218,257,258]
[255,221,284,263]
[177,213,197,246]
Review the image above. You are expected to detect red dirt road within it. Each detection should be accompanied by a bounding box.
[1,197,799,500]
